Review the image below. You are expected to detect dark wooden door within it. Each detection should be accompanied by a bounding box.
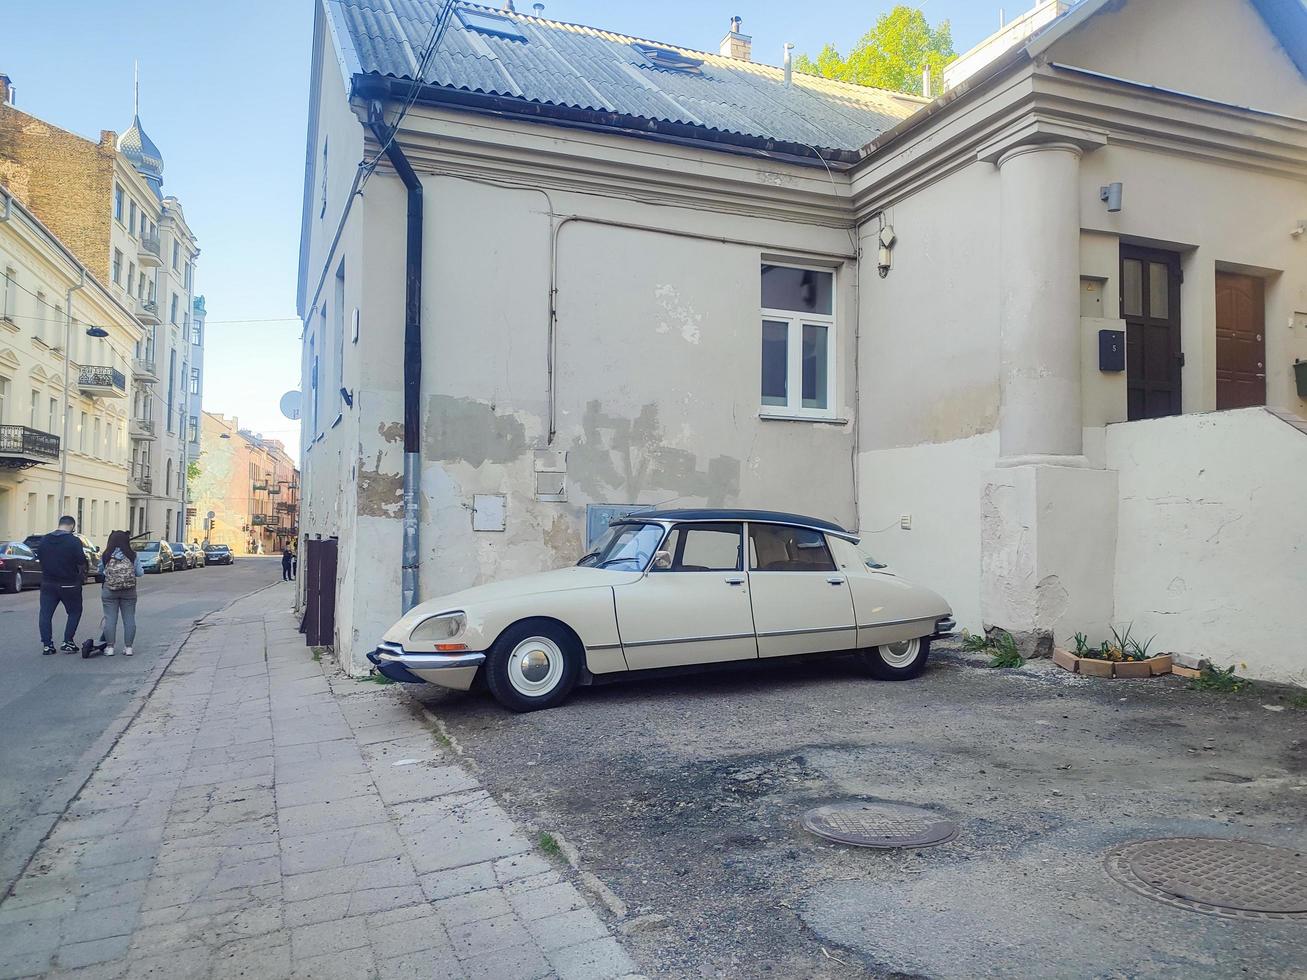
[1121,246,1183,420]
[301,537,338,648]
[1215,272,1266,409]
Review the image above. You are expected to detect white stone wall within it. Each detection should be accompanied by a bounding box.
[1108,408,1307,684]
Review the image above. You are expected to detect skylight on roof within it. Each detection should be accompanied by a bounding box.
[457,8,528,42]
[631,42,704,74]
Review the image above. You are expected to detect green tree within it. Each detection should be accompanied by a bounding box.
[792,6,956,96]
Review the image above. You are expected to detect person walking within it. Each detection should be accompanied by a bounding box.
[97,530,144,658]
[35,515,89,655]
[281,544,294,582]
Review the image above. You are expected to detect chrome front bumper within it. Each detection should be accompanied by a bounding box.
[367,641,486,691]
[932,616,957,637]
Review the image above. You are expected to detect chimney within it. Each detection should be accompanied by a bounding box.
[100,130,117,149]
[532,2,544,14]
[719,16,751,62]
[922,66,932,99]
[0,73,12,107]
[783,43,794,86]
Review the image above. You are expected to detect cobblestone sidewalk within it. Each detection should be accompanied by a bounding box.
[0,585,641,979]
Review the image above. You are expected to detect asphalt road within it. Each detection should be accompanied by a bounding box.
[0,556,284,894]
[414,645,1307,980]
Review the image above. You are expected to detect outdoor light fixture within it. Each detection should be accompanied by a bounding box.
[340,386,354,407]
[85,326,110,338]
[877,224,897,279]
[1099,182,1123,212]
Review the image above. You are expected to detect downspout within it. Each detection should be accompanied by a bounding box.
[367,100,423,613]
[58,269,87,511]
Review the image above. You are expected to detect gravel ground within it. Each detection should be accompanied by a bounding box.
[411,645,1307,979]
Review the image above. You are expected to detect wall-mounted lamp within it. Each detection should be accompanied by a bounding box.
[877,224,897,279]
[1099,182,1123,213]
[340,386,354,407]
[85,326,110,338]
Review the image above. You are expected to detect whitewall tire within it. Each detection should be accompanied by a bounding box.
[486,620,581,712]
[857,636,930,680]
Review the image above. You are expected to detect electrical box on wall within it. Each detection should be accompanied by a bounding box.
[1098,329,1126,372]
[471,494,506,532]
[534,450,567,502]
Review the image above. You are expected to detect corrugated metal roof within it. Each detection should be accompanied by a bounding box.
[331,0,924,154]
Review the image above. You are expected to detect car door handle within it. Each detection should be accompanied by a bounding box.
[827,577,845,585]
[725,576,745,586]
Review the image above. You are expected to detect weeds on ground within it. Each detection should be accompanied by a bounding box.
[1190,662,1252,693]
[432,727,452,748]
[361,670,395,685]
[312,649,322,662]
[961,629,1024,669]
[1288,692,1307,710]
[538,831,562,859]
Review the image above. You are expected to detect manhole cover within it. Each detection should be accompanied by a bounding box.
[1106,838,1307,921]
[801,801,958,849]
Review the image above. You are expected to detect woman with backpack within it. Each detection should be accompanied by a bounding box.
[97,530,145,657]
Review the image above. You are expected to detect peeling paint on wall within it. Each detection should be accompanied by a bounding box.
[377,421,404,444]
[357,451,404,518]
[570,400,741,505]
[424,394,528,466]
[653,284,703,344]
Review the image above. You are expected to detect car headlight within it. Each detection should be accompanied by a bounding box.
[409,612,467,645]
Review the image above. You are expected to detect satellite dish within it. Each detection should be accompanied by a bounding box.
[279,390,302,421]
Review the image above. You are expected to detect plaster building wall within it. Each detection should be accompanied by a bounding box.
[1108,408,1307,685]
[1045,0,1307,120]
[0,191,140,542]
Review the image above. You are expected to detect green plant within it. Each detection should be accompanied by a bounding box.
[1288,692,1307,710]
[1190,663,1251,693]
[1072,632,1092,656]
[961,630,990,652]
[538,831,562,859]
[312,649,322,662]
[432,729,452,748]
[361,670,395,685]
[986,631,1024,670]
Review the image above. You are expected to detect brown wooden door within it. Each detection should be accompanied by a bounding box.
[1215,272,1266,409]
[1121,246,1183,421]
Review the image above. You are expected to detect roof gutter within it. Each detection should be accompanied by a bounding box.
[366,99,423,615]
[362,76,862,168]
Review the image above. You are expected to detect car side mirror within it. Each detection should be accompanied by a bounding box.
[652,550,672,570]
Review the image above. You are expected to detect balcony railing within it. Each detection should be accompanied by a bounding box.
[0,424,60,469]
[252,481,269,492]
[135,297,161,325]
[251,514,279,528]
[129,417,156,441]
[132,357,157,382]
[78,365,128,398]
[139,232,162,267]
[275,501,298,514]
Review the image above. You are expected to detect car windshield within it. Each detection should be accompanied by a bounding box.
[170,543,185,551]
[580,522,665,571]
[140,542,159,552]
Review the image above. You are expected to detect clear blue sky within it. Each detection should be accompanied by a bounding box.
[4,0,1000,457]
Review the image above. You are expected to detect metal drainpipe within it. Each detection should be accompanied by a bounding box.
[367,101,423,613]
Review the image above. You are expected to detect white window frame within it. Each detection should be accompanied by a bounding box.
[758,260,837,421]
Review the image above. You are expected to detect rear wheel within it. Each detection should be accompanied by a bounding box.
[856,636,931,680]
[3,571,20,594]
[485,620,581,712]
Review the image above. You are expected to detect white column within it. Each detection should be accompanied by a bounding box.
[996,142,1084,464]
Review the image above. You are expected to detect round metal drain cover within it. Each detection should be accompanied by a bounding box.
[1106,838,1307,921]
[801,801,958,849]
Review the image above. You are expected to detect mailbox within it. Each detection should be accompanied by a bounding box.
[1099,329,1125,372]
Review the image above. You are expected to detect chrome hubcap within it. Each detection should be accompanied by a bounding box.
[880,637,921,668]
[507,636,564,697]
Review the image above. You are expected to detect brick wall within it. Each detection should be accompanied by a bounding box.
[0,104,114,280]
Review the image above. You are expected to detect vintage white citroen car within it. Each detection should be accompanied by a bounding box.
[369,509,954,712]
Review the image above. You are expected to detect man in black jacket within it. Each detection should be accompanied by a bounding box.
[35,516,88,655]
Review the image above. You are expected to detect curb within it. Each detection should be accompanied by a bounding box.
[0,579,285,900]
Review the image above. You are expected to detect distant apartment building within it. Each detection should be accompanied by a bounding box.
[0,72,206,542]
[0,186,142,540]
[192,411,299,554]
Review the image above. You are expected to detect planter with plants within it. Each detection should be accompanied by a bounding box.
[1052,626,1172,678]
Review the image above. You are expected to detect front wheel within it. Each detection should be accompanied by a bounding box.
[3,571,21,594]
[856,636,931,680]
[484,620,581,712]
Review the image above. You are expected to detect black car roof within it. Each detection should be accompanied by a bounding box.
[614,508,859,543]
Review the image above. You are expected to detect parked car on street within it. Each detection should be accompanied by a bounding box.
[0,540,42,593]
[187,543,206,568]
[203,544,234,566]
[24,532,102,583]
[370,509,954,712]
[138,540,175,574]
[169,543,195,570]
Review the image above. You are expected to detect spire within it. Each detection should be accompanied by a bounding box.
[117,61,164,198]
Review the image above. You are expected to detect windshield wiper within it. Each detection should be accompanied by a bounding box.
[597,556,639,568]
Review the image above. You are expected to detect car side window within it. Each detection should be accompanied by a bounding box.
[657,523,742,572]
[748,524,837,572]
